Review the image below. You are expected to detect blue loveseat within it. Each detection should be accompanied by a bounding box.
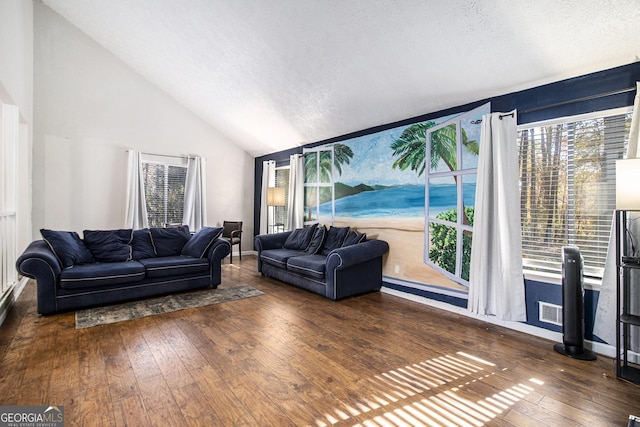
[16,226,230,315]
[254,225,389,300]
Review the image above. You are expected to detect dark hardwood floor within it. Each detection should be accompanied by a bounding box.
[1,255,639,426]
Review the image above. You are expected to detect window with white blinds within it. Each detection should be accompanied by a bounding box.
[142,161,187,227]
[274,167,290,230]
[518,108,632,278]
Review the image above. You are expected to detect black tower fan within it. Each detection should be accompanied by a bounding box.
[553,246,597,360]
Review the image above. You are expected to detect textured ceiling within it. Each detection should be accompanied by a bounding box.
[42,0,640,157]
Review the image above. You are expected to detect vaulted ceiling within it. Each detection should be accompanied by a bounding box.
[42,0,640,157]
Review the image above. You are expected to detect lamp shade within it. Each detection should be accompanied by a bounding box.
[616,158,640,210]
[267,187,286,207]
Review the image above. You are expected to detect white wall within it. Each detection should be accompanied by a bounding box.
[0,0,33,254]
[33,2,255,250]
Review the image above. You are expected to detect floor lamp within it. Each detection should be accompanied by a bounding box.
[267,187,286,233]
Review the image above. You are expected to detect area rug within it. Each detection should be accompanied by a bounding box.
[75,285,263,329]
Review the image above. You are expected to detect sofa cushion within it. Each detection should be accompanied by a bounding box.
[283,225,317,250]
[260,248,306,269]
[83,229,133,262]
[181,226,223,258]
[150,225,191,256]
[342,230,366,247]
[40,229,95,268]
[138,256,210,278]
[321,226,350,255]
[287,254,326,280]
[59,261,145,290]
[132,229,156,259]
[305,226,327,255]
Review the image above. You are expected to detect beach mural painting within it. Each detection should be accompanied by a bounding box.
[305,103,490,291]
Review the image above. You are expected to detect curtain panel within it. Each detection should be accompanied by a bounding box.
[124,150,149,229]
[260,161,276,235]
[468,111,527,322]
[183,156,207,231]
[286,154,305,231]
[595,82,640,350]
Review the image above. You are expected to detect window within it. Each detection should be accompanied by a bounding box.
[518,108,632,278]
[303,146,335,226]
[424,104,488,286]
[274,166,289,230]
[142,159,187,227]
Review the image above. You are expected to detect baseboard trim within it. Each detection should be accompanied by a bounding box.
[381,286,620,359]
[0,276,29,327]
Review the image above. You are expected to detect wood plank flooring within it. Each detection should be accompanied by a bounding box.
[1,255,639,426]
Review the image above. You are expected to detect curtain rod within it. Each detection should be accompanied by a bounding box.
[141,151,187,159]
[126,150,203,160]
[521,86,636,115]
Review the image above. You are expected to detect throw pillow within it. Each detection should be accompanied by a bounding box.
[342,230,366,247]
[305,225,327,255]
[83,229,133,262]
[150,225,191,257]
[283,224,317,250]
[321,226,350,255]
[181,226,223,258]
[40,229,95,268]
[131,228,156,259]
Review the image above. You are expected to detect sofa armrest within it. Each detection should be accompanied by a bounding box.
[16,240,62,281]
[325,239,389,300]
[254,231,292,252]
[16,240,63,315]
[206,237,231,262]
[326,240,389,271]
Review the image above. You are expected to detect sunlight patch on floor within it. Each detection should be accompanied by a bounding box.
[314,351,543,427]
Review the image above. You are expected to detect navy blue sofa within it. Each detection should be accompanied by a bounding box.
[254,225,389,300]
[16,226,230,315]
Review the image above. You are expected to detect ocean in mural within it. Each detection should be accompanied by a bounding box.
[319,183,477,218]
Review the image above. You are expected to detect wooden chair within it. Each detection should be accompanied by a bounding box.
[222,221,242,263]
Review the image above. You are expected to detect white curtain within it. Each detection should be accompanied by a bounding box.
[260,160,276,234]
[468,111,527,322]
[594,82,640,348]
[183,156,207,231]
[286,154,305,231]
[125,150,149,229]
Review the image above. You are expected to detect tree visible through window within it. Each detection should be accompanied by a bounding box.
[142,162,187,227]
[518,109,631,278]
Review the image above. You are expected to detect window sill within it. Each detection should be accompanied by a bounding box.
[523,269,602,290]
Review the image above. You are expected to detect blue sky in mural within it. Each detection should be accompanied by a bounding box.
[337,124,423,187]
[319,104,489,219]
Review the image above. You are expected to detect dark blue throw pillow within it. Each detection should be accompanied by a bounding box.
[150,225,191,257]
[305,225,327,255]
[181,226,223,258]
[321,226,350,255]
[83,229,133,262]
[342,230,366,247]
[41,229,95,268]
[283,224,317,250]
[131,228,156,259]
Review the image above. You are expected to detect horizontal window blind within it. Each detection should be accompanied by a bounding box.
[142,162,187,227]
[275,167,290,229]
[518,110,631,278]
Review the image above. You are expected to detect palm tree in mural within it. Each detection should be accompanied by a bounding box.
[391,121,478,279]
[305,143,354,221]
[391,122,478,223]
[391,122,478,177]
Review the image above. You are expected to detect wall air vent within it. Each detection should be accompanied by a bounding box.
[539,302,563,326]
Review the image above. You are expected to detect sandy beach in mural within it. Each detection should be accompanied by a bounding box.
[332,216,468,292]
